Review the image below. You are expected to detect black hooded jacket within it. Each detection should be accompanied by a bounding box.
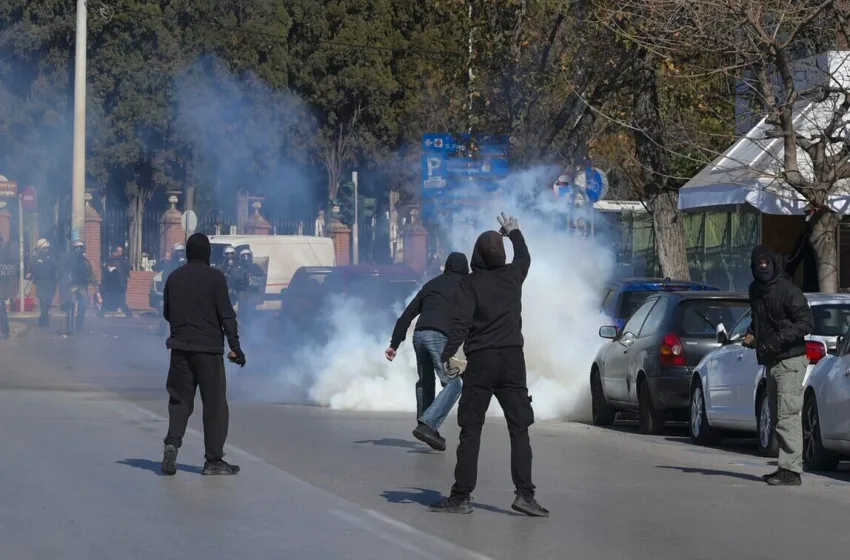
[440,229,530,362]
[163,233,241,354]
[389,252,469,349]
[747,245,813,365]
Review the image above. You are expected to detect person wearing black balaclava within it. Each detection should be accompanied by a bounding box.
[744,245,813,486]
[160,233,246,477]
[385,251,470,451]
[429,213,548,518]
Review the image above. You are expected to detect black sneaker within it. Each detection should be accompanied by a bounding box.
[413,422,447,451]
[511,493,550,517]
[766,468,801,486]
[760,468,781,482]
[161,444,178,476]
[203,459,240,476]
[429,494,473,514]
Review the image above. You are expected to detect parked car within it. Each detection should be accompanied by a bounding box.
[802,326,850,471]
[600,278,719,331]
[591,291,749,434]
[278,266,334,332]
[688,293,850,456]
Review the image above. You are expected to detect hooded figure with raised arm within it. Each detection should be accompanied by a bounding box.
[744,244,813,486]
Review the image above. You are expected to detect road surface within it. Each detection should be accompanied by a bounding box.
[3,316,850,559]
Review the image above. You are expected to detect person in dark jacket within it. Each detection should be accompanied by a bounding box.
[30,239,58,327]
[385,252,470,451]
[429,213,548,518]
[160,233,246,477]
[57,240,96,336]
[744,245,813,486]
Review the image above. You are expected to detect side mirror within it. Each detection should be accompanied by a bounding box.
[716,323,728,345]
[599,326,618,340]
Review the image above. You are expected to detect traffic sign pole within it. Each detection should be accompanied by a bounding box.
[352,171,359,265]
[18,194,24,312]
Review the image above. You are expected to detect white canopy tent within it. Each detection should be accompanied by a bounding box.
[679,51,850,216]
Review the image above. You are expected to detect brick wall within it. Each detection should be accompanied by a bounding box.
[127,270,156,311]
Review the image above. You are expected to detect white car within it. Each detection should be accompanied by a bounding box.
[688,293,850,456]
[802,331,850,471]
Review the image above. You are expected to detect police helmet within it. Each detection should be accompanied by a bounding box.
[36,239,50,250]
[172,243,186,253]
[239,248,253,259]
[224,246,236,256]
[72,240,85,250]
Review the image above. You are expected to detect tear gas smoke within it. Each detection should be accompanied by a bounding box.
[243,166,615,422]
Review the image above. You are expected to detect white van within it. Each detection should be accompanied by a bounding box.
[149,235,335,311]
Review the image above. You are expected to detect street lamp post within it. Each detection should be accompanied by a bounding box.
[71,0,87,245]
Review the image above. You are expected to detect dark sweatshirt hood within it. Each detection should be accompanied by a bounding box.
[444,252,469,275]
[186,233,211,264]
[751,244,783,284]
[471,231,506,271]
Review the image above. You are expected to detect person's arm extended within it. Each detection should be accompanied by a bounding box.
[214,272,241,351]
[389,289,424,349]
[508,229,530,281]
[441,281,476,363]
[777,287,813,344]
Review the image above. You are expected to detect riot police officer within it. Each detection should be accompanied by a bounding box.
[235,248,266,325]
[30,239,58,327]
[58,240,96,335]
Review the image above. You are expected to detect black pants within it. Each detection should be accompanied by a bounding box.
[98,290,133,317]
[451,347,535,498]
[63,289,87,334]
[37,283,56,326]
[164,350,229,461]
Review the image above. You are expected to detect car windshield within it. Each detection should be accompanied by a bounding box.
[679,300,749,338]
[810,304,850,337]
[618,291,656,319]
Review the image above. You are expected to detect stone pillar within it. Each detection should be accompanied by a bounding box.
[0,207,11,242]
[84,193,103,284]
[330,211,351,266]
[246,200,272,235]
[160,194,185,259]
[403,206,428,274]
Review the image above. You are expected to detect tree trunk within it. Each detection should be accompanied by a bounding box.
[811,211,840,292]
[651,190,691,280]
[632,48,691,280]
[185,185,196,212]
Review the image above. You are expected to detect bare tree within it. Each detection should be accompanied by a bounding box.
[599,0,850,291]
[322,104,362,206]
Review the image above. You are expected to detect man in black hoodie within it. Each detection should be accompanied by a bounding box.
[385,252,470,451]
[429,213,548,517]
[160,233,247,477]
[744,245,813,486]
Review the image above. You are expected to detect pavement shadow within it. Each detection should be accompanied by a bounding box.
[805,464,850,485]
[116,458,204,476]
[664,435,764,458]
[657,465,763,482]
[354,438,424,450]
[382,487,522,516]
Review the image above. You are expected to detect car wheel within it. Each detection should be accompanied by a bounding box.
[591,369,616,426]
[756,389,779,458]
[802,394,839,472]
[689,379,720,445]
[638,381,665,435]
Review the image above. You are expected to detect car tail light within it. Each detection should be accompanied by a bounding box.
[806,341,826,364]
[660,333,686,366]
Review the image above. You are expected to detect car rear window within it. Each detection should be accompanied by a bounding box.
[811,304,850,337]
[678,300,749,337]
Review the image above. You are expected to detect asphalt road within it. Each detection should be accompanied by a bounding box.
[4,316,850,559]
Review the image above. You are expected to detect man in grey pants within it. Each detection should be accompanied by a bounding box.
[744,245,813,486]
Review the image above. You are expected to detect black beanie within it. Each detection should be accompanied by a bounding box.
[186,233,211,263]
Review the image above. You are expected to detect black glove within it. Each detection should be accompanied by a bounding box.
[229,348,247,367]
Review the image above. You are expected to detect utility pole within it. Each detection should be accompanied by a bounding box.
[71,0,88,245]
[467,2,474,133]
[352,171,359,265]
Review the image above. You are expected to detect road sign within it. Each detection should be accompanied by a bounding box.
[574,167,609,203]
[21,186,37,211]
[0,175,17,198]
[181,210,198,236]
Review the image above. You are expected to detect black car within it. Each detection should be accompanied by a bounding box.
[590,291,749,435]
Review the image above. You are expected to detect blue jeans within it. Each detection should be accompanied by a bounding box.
[413,329,462,431]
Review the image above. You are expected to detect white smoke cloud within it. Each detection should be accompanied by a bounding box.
[244,165,616,422]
